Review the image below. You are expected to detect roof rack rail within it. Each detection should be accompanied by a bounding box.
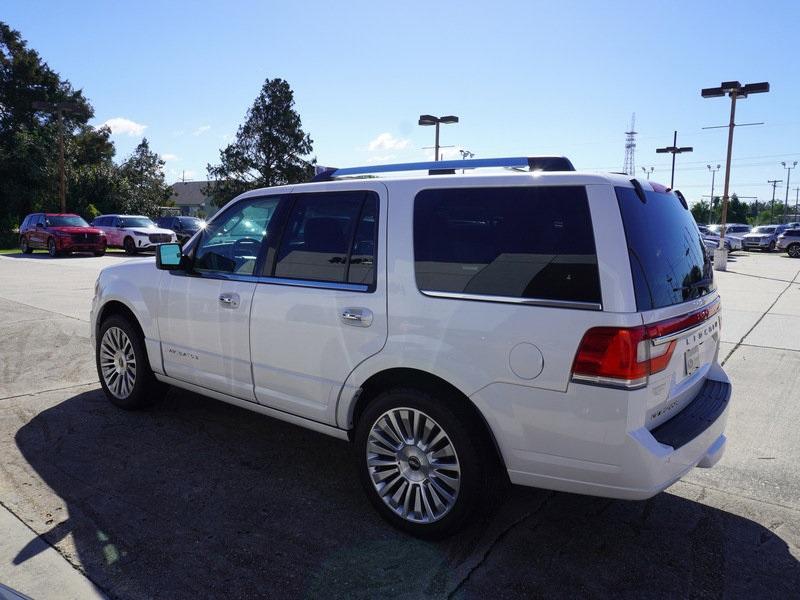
[311,156,574,182]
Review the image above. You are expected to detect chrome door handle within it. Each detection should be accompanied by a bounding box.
[219,293,240,308]
[341,308,373,327]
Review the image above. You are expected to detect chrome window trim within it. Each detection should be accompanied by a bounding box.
[180,270,370,292]
[420,290,602,311]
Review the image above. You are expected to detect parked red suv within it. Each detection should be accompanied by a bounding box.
[19,213,107,257]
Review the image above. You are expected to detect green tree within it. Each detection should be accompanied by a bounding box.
[116,138,170,218]
[206,78,314,206]
[0,21,108,228]
[691,199,711,224]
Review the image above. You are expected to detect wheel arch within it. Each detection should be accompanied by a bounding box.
[345,367,507,473]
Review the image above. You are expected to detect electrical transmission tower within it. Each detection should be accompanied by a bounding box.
[623,113,637,176]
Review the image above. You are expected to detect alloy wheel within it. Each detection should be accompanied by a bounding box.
[366,407,461,524]
[789,245,800,258]
[48,238,56,257]
[99,326,137,399]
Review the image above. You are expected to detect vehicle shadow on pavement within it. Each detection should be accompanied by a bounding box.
[14,388,800,599]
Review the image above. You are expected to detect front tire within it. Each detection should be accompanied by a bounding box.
[124,237,137,255]
[47,238,59,257]
[768,241,776,252]
[20,236,32,254]
[354,388,491,539]
[96,314,165,410]
[788,243,800,258]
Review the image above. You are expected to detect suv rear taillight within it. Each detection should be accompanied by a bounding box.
[571,299,720,390]
[571,326,675,389]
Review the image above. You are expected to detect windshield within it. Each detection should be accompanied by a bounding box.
[616,187,715,311]
[45,215,89,227]
[119,217,156,229]
[752,226,775,234]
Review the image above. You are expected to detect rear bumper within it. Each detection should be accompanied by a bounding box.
[472,366,732,500]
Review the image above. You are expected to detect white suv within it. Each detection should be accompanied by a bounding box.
[91,214,177,254]
[90,157,731,538]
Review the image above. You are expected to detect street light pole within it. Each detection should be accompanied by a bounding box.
[641,166,654,179]
[655,131,693,188]
[701,80,769,269]
[418,114,459,161]
[795,187,800,222]
[781,161,797,223]
[707,164,720,224]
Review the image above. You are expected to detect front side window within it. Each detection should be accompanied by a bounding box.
[273,191,379,287]
[194,196,283,275]
[414,186,601,304]
[45,215,89,227]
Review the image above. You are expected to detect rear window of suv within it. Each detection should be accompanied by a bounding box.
[615,187,715,311]
[414,186,601,306]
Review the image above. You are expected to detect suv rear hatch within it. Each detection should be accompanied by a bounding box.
[615,183,720,429]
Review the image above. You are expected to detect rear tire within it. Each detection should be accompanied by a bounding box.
[354,387,494,539]
[94,249,106,257]
[768,241,776,252]
[96,314,165,410]
[20,236,32,254]
[124,237,137,255]
[788,243,800,258]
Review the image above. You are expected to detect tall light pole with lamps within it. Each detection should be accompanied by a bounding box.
[781,161,797,223]
[641,166,654,179]
[701,80,769,270]
[418,114,459,161]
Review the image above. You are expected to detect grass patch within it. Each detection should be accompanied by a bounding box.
[0,248,21,255]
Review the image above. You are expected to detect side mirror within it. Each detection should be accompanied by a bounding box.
[156,243,183,270]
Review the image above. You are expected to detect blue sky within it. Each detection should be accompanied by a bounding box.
[5,0,800,207]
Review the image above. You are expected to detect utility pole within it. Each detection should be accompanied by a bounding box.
[781,161,797,223]
[656,131,693,189]
[707,164,721,224]
[641,166,654,179]
[768,179,782,222]
[31,100,81,213]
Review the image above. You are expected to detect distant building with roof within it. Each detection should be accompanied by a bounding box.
[167,181,218,218]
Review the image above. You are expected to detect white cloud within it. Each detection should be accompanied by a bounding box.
[368,132,410,152]
[365,154,396,164]
[162,153,178,161]
[193,125,211,136]
[102,117,147,137]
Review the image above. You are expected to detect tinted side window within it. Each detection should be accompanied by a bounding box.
[21,216,30,229]
[194,196,284,275]
[348,195,378,286]
[274,191,377,285]
[414,186,601,304]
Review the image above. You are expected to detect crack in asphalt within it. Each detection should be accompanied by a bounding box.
[0,295,88,323]
[0,382,98,403]
[678,480,800,515]
[721,267,800,367]
[445,492,555,599]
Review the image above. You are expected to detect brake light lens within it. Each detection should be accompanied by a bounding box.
[571,299,720,389]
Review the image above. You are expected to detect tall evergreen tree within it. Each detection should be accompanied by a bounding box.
[206,78,314,205]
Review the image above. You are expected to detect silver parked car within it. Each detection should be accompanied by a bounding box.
[697,225,732,252]
[742,224,788,252]
[707,223,748,250]
[776,228,800,258]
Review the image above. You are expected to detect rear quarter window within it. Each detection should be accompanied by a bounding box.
[413,186,601,306]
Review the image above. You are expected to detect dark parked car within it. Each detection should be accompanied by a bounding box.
[155,215,205,245]
[19,213,106,257]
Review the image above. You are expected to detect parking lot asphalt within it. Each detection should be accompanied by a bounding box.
[0,250,798,599]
